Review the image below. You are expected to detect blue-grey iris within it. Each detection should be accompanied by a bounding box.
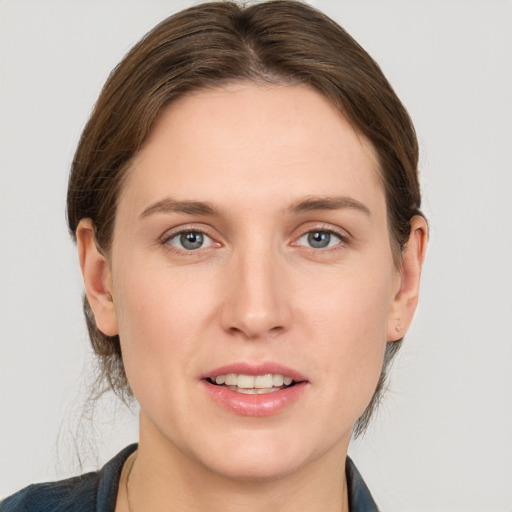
[181,232,204,250]
[308,231,331,249]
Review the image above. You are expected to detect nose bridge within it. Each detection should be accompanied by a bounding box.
[221,238,290,339]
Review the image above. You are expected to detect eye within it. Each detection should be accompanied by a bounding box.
[166,230,214,251]
[297,230,342,249]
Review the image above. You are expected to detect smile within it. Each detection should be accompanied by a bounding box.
[207,373,296,394]
[202,364,308,416]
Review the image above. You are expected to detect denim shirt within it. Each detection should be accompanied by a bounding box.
[1,444,379,511]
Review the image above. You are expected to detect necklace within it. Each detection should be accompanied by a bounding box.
[125,453,137,512]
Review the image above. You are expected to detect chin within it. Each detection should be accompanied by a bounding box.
[190,429,326,483]
[204,452,304,483]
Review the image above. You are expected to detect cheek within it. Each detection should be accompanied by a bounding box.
[113,256,210,337]
[302,266,394,405]
[110,265,207,388]
[306,263,394,342]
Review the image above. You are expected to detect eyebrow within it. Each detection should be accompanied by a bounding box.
[139,195,371,220]
[139,199,219,219]
[288,196,371,216]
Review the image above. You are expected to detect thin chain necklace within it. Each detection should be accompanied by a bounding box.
[125,453,137,512]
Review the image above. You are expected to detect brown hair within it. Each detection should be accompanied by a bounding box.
[67,0,422,436]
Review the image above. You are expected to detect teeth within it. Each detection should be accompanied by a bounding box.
[235,387,281,394]
[254,374,273,388]
[211,373,295,389]
[272,374,284,386]
[225,374,237,386]
[237,375,255,389]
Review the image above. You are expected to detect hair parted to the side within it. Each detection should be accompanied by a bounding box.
[67,0,422,436]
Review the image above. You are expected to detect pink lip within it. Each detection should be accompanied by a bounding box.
[202,380,308,417]
[200,362,309,417]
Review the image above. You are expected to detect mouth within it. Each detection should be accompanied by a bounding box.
[206,373,299,395]
[201,363,308,416]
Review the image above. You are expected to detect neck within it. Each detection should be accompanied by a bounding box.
[120,414,350,512]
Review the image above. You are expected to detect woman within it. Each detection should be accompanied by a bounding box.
[1,1,427,511]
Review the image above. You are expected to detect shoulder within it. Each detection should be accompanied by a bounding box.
[0,444,137,512]
[0,473,98,512]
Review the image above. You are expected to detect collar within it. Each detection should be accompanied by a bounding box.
[346,456,380,512]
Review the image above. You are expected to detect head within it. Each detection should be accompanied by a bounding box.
[68,0,426,467]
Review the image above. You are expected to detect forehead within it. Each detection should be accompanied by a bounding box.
[121,83,384,217]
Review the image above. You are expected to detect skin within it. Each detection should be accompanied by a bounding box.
[78,83,427,512]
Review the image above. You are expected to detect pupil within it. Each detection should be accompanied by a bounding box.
[308,231,330,249]
[181,232,203,250]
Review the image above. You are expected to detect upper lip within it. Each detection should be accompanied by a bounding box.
[201,362,308,382]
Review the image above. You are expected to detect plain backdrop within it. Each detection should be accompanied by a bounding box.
[1,1,511,510]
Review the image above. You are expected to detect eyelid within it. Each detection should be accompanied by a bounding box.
[169,231,214,249]
[158,222,350,254]
[160,222,215,238]
[292,222,351,241]
[160,224,221,253]
[290,223,352,251]
[297,231,340,248]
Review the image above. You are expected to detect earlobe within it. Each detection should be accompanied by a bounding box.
[76,219,118,336]
[387,215,428,341]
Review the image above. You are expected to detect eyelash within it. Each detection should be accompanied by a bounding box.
[294,227,350,251]
[161,227,216,255]
[160,225,350,255]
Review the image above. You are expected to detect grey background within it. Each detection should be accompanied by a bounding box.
[1,1,511,510]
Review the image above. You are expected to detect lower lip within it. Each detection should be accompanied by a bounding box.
[202,380,308,417]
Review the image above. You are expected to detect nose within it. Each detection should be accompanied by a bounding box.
[219,247,292,340]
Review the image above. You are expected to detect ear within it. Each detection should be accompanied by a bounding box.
[76,219,118,336]
[387,215,428,341]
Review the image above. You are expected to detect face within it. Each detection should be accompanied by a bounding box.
[93,83,406,481]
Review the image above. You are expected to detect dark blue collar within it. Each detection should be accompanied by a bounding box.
[346,456,380,511]
[1,444,380,511]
